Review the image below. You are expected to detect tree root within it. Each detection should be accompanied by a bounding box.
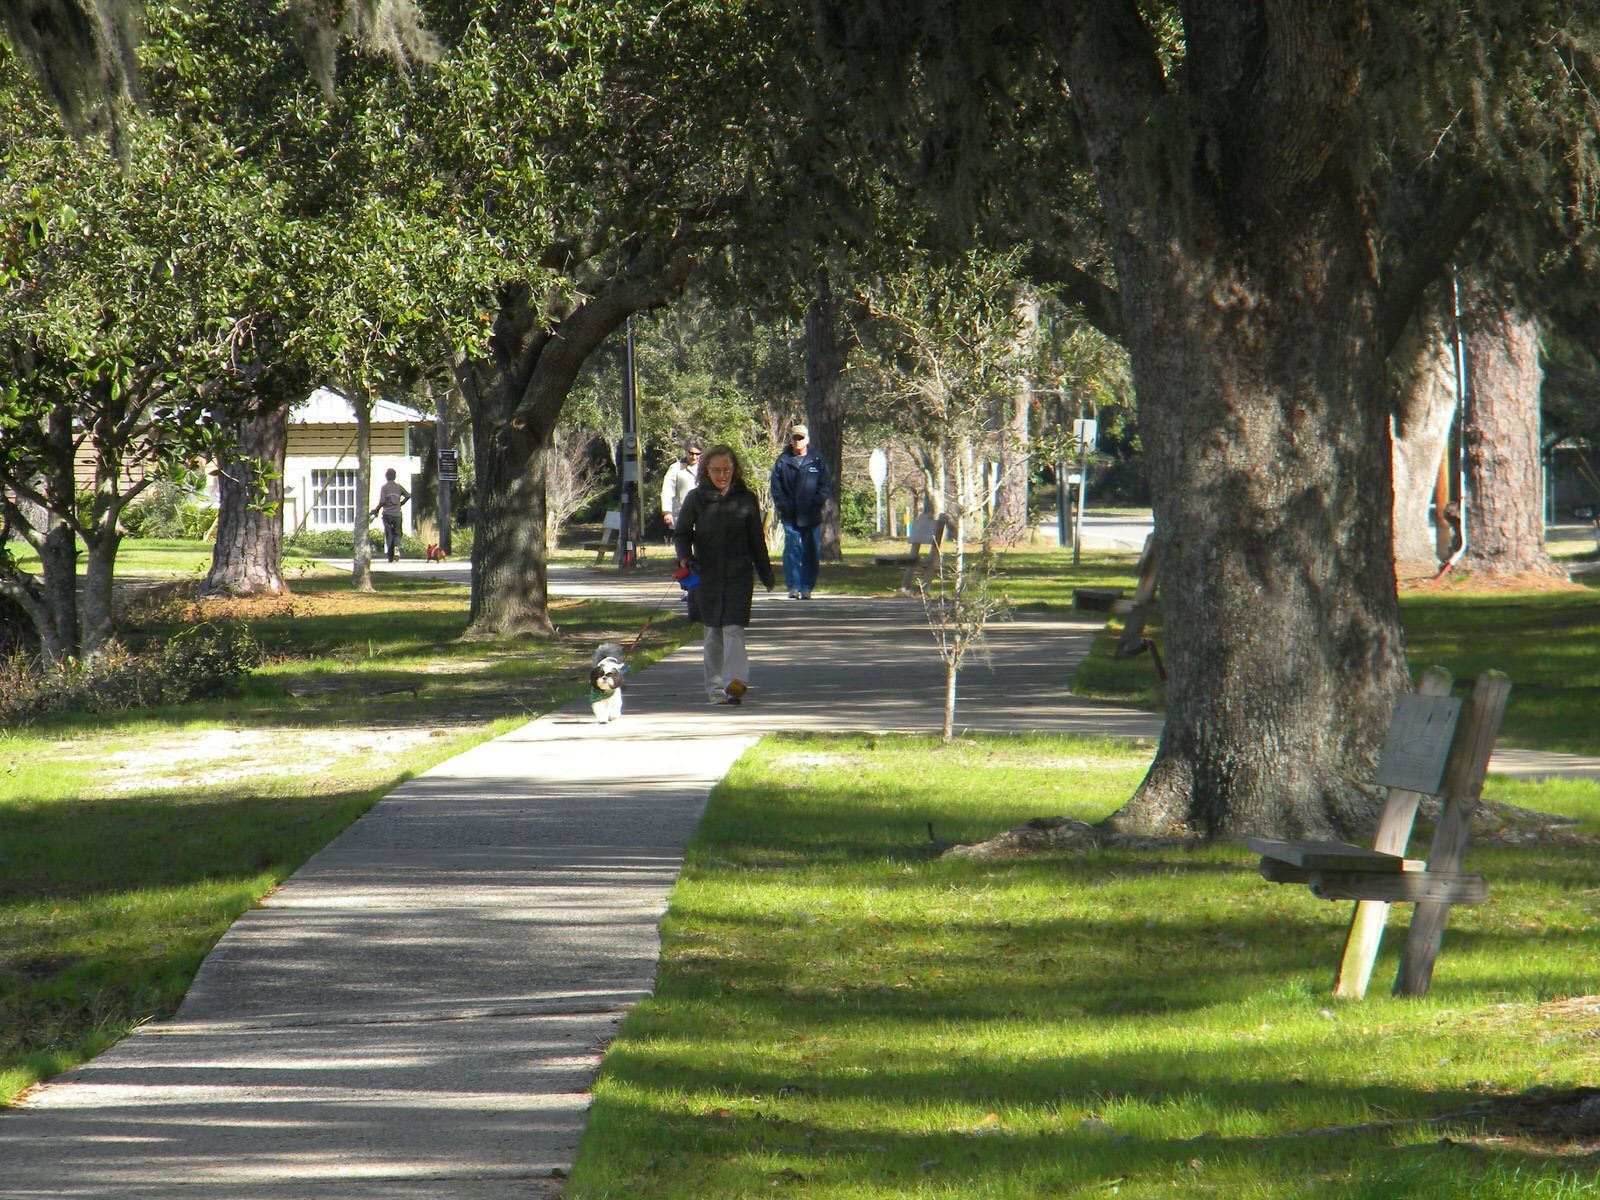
[943,794,1596,860]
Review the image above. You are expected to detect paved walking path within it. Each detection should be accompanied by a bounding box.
[0,579,1149,1199]
[5,569,1597,1198]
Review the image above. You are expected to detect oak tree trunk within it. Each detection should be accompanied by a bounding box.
[38,518,79,664]
[40,405,81,662]
[1391,329,1456,570]
[466,401,552,637]
[202,403,288,598]
[1064,9,1411,840]
[457,256,693,638]
[991,297,1037,544]
[1458,286,1564,578]
[992,384,1032,543]
[804,268,850,561]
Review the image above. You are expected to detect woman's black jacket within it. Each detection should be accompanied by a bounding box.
[673,483,775,626]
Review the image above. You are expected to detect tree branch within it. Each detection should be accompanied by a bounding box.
[1022,247,1124,344]
[1376,179,1490,361]
[509,241,696,433]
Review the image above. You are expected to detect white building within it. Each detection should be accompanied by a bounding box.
[283,388,426,536]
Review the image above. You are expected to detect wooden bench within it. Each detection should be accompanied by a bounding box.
[1249,667,1511,998]
[874,513,948,592]
[1071,587,1125,612]
[1111,533,1164,680]
[582,510,622,563]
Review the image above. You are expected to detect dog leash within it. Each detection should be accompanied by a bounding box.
[624,568,696,659]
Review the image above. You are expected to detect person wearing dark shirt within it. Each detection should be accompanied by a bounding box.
[768,424,832,599]
[674,444,775,704]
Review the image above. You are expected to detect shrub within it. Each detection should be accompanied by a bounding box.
[837,484,879,539]
[285,529,439,558]
[0,623,262,725]
[120,481,216,540]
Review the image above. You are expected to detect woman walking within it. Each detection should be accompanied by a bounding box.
[673,444,775,705]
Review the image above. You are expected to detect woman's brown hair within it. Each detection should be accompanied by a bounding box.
[700,443,749,492]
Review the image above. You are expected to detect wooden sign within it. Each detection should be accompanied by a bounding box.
[1374,694,1462,794]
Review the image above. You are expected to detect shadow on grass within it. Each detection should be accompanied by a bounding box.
[581,1087,1580,1198]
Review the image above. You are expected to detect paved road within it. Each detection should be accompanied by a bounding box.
[1039,509,1153,552]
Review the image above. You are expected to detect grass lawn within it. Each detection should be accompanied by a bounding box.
[7,537,331,578]
[1070,573,1600,757]
[816,540,1144,606]
[0,573,692,1105]
[572,733,1600,1199]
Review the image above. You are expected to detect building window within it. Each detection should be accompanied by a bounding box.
[310,469,357,528]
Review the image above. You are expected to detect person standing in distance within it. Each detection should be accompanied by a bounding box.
[370,468,411,563]
[673,444,775,704]
[769,424,831,599]
[660,437,702,530]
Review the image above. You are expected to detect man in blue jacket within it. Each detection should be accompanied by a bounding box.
[769,424,833,599]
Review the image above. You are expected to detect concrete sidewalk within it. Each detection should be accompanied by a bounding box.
[0,585,1142,1199]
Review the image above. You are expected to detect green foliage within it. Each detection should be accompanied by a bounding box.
[0,623,261,724]
[835,483,878,538]
[118,481,214,540]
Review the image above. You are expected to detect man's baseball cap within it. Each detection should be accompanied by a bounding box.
[789,424,809,440]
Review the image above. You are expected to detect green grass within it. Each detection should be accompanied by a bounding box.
[6,536,331,577]
[1071,575,1600,757]
[815,539,1143,605]
[572,732,1600,1199]
[0,575,692,1105]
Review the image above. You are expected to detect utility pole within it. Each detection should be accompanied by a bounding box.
[434,384,453,557]
[616,316,641,568]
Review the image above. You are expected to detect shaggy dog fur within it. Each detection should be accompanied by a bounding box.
[588,642,627,724]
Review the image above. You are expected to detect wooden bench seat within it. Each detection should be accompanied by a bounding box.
[1251,667,1510,999]
[1112,534,1164,679]
[1248,838,1425,873]
[583,510,622,562]
[1072,586,1126,612]
[1254,860,1487,905]
[878,513,948,592]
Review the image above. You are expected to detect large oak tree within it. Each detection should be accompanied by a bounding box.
[812,2,1600,838]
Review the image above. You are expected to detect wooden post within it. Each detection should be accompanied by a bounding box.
[1394,670,1512,997]
[1333,667,1454,999]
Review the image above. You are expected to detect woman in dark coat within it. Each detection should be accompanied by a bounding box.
[673,444,775,704]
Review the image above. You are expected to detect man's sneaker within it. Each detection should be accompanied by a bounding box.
[707,691,726,704]
[800,591,811,599]
[788,590,801,599]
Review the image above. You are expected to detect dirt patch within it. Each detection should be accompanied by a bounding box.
[81,726,475,794]
[1402,568,1588,594]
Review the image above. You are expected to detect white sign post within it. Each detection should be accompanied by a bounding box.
[868,448,888,534]
[1071,417,1098,565]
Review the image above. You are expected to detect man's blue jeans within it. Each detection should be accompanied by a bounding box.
[782,523,821,593]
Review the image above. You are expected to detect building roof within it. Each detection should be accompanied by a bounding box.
[291,387,428,425]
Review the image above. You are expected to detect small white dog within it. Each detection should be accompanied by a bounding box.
[588,642,628,724]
